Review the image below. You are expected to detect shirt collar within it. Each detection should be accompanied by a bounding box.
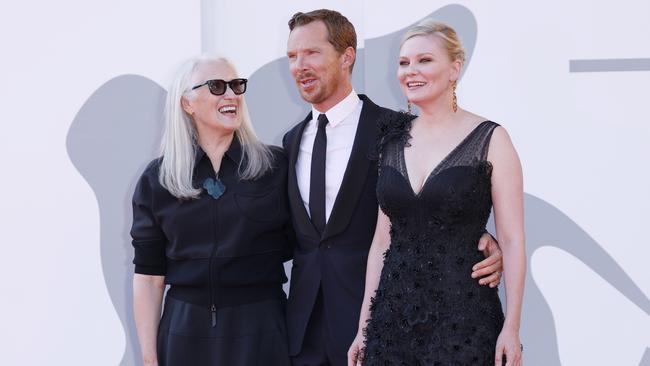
[310,89,360,128]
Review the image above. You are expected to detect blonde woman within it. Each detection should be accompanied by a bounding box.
[131,55,292,366]
[348,20,525,366]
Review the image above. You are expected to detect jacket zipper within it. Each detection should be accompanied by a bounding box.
[208,254,217,327]
[208,181,219,327]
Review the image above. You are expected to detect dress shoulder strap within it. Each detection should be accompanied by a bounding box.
[462,120,500,162]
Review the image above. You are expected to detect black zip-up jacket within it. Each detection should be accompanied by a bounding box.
[131,138,294,314]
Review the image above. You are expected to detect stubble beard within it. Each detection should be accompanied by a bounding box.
[297,71,340,106]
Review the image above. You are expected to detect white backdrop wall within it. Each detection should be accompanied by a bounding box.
[0,1,649,365]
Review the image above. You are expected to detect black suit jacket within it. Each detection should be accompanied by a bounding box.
[282,95,394,356]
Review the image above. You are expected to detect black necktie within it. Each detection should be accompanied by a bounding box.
[310,114,328,234]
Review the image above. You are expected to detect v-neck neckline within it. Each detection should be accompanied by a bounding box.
[402,120,489,196]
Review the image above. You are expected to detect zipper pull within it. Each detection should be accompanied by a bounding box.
[210,304,217,327]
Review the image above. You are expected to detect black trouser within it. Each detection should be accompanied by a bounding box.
[291,289,347,366]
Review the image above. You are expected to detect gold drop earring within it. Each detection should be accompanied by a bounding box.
[407,100,413,114]
[452,81,458,113]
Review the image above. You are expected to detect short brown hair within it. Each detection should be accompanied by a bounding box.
[288,9,357,72]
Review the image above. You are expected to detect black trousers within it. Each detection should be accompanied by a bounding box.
[291,289,347,366]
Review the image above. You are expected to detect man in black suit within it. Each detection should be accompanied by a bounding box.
[282,9,503,366]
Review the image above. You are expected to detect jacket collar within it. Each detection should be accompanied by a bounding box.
[194,133,243,165]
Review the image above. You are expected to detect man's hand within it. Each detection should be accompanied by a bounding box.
[472,232,503,287]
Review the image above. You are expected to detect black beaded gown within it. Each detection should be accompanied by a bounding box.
[363,112,505,365]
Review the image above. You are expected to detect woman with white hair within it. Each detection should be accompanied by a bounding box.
[131,55,292,365]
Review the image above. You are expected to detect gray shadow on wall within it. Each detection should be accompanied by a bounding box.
[486,194,650,365]
[65,4,649,366]
[247,4,650,365]
[66,75,165,366]
[641,348,650,366]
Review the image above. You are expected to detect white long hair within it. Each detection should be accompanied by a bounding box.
[158,55,273,199]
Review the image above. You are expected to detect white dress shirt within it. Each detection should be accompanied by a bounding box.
[296,90,363,224]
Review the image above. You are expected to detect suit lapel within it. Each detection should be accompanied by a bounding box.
[322,95,380,241]
[287,112,320,238]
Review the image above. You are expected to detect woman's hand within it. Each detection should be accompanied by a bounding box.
[494,327,522,366]
[347,331,366,366]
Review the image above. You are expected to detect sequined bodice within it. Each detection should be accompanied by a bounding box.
[377,119,497,259]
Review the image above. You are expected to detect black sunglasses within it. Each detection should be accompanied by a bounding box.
[191,78,248,95]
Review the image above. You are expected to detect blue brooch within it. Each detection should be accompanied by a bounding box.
[203,177,226,200]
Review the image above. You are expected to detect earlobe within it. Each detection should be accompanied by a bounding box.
[181,97,193,115]
[342,47,356,69]
[341,55,350,68]
[450,60,462,82]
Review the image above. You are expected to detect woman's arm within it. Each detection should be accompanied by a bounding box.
[133,274,166,366]
[347,207,392,365]
[488,126,526,366]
